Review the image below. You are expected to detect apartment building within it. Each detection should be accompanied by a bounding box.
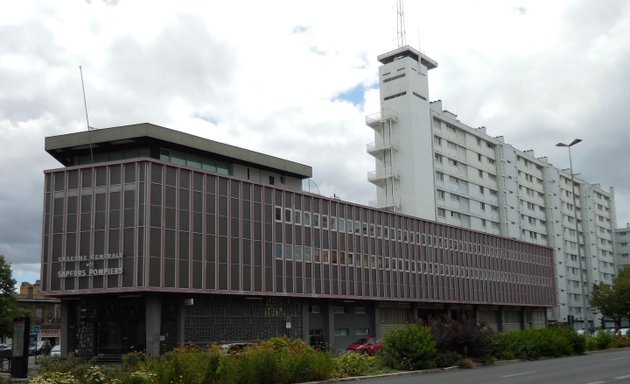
[367,45,617,328]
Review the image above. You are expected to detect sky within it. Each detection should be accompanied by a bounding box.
[2,0,630,287]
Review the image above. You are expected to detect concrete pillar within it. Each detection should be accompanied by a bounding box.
[444,303,452,319]
[472,305,479,323]
[520,308,526,330]
[145,295,161,356]
[326,301,335,352]
[60,300,69,357]
[497,307,504,332]
[372,302,381,338]
[410,303,418,323]
[302,301,310,343]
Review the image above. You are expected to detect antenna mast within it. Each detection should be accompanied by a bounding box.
[396,0,407,47]
[79,65,92,131]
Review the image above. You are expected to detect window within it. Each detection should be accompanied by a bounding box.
[335,328,349,336]
[305,247,312,262]
[339,218,345,232]
[304,212,311,227]
[309,305,320,313]
[284,208,292,223]
[330,217,337,231]
[323,250,329,263]
[294,210,302,225]
[275,207,282,222]
[355,306,367,314]
[334,305,346,314]
[313,213,320,228]
[322,215,328,229]
[348,253,354,266]
[355,328,369,336]
[437,208,446,217]
[294,246,302,261]
[284,244,293,260]
[275,243,283,259]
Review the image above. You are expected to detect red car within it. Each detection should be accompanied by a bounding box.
[345,337,383,355]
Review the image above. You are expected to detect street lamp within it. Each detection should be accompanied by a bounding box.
[556,138,590,337]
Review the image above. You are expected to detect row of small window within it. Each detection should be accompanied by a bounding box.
[274,244,546,283]
[521,229,546,242]
[434,134,495,153]
[275,206,431,244]
[518,171,543,184]
[335,328,369,337]
[519,157,544,171]
[275,208,547,261]
[159,148,230,175]
[520,186,544,199]
[438,122,496,150]
[435,172,499,196]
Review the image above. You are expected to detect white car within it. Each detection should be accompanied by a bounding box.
[50,345,61,357]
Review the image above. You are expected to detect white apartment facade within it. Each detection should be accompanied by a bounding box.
[614,224,630,272]
[367,45,617,326]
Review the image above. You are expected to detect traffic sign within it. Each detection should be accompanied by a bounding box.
[32,326,40,334]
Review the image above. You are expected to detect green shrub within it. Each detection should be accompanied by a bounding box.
[497,327,582,360]
[216,337,333,384]
[586,331,614,351]
[610,335,630,348]
[333,351,382,377]
[430,317,495,359]
[28,371,79,384]
[381,324,436,370]
[140,345,222,384]
[434,351,463,368]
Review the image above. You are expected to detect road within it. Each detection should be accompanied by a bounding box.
[360,349,630,384]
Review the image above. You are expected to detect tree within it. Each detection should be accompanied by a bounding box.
[0,254,20,337]
[591,268,630,330]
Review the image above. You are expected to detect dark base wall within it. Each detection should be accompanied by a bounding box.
[61,294,548,357]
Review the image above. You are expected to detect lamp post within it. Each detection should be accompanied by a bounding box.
[556,138,590,337]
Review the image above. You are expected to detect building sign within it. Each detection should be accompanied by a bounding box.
[41,328,61,337]
[57,253,123,278]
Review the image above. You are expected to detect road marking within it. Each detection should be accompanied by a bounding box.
[610,357,627,361]
[585,381,606,384]
[502,371,536,378]
[614,374,630,380]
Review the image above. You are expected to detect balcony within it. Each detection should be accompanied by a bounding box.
[366,110,398,130]
[367,170,398,186]
[366,142,397,157]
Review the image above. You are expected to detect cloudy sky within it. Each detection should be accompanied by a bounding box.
[2,0,630,286]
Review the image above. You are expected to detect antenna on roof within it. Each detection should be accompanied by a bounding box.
[396,0,407,47]
[79,65,93,131]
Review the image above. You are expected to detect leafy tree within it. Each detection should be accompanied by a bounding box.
[0,254,22,337]
[591,267,630,330]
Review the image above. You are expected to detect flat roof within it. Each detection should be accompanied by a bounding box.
[377,45,438,70]
[45,123,313,178]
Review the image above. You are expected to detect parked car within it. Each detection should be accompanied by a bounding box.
[346,337,383,355]
[49,345,61,357]
[220,342,250,354]
[0,344,12,358]
[615,328,629,336]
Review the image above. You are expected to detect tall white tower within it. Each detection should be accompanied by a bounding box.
[367,46,438,220]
